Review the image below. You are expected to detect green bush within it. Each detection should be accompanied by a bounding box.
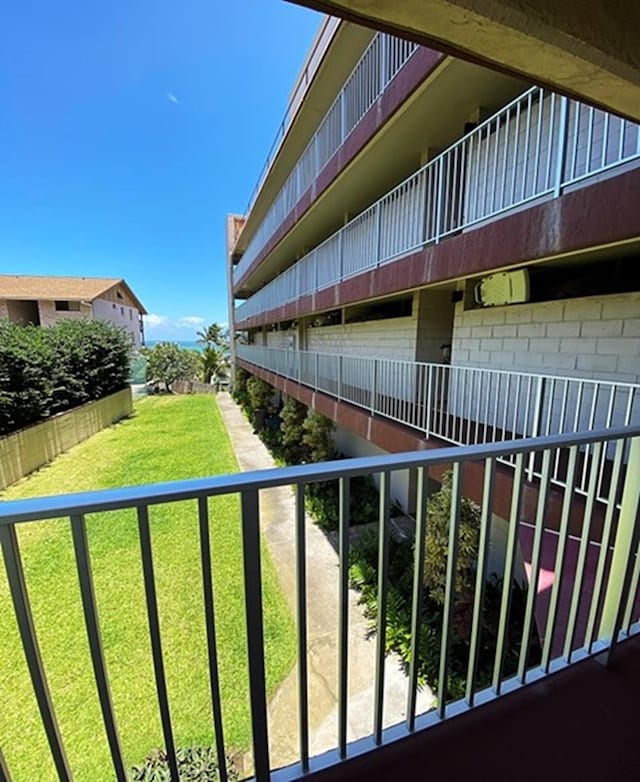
[305,474,380,531]
[302,410,336,463]
[280,396,309,464]
[349,523,537,702]
[246,376,273,414]
[0,318,131,436]
[231,367,251,414]
[130,747,238,782]
[423,471,481,605]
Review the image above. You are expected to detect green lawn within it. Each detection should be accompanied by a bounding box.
[0,395,295,781]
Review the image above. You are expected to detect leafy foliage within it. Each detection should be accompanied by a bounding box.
[196,323,230,384]
[142,342,200,391]
[302,410,336,463]
[231,367,251,413]
[305,474,381,531]
[130,747,238,782]
[423,471,481,604]
[279,396,309,464]
[0,318,131,436]
[349,516,537,702]
[246,376,273,414]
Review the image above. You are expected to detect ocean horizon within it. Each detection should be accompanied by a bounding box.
[144,339,202,352]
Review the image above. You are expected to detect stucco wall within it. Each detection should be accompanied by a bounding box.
[451,291,640,383]
[38,300,90,328]
[93,297,142,347]
[0,388,133,490]
[333,423,415,511]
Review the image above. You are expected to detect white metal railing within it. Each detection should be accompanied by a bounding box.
[235,87,640,323]
[237,345,640,501]
[244,16,340,217]
[234,32,419,284]
[2,426,640,780]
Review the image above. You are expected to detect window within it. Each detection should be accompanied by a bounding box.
[54,300,80,312]
[120,306,125,315]
[129,310,133,320]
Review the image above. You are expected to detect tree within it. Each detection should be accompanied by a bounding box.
[196,323,228,350]
[196,323,230,385]
[280,396,309,464]
[142,342,199,392]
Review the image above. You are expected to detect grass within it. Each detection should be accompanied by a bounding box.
[0,395,296,781]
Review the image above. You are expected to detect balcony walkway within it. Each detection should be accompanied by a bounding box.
[309,633,640,781]
[215,393,433,772]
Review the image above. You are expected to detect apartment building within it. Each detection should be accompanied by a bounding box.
[228,18,640,515]
[0,275,147,347]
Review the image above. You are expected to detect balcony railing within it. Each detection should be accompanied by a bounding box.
[234,32,419,285]
[235,86,640,323]
[2,427,640,780]
[237,345,640,502]
[243,16,341,218]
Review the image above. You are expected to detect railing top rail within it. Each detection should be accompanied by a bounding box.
[238,346,640,391]
[2,425,639,526]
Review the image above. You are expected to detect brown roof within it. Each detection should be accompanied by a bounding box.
[0,275,147,314]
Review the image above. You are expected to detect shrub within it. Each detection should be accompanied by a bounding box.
[305,474,380,531]
[231,367,251,413]
[423,471,481,605]
[302,410,336,463]
[280,396,309,464]
[349,521,538,702]
[0,318,131,436]
[130,747,238,782]
[246,376,273,413]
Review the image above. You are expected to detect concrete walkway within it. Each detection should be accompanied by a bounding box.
[216,393,433,772]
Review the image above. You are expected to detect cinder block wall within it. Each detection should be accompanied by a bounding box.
[306,316,417,359]
[451,291,640,383]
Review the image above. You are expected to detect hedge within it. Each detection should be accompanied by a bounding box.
[0,318,131,436]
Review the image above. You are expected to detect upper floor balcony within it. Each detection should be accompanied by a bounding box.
[232,31,420,289]
[234,86,640,328]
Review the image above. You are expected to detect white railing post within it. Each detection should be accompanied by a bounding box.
[598,436,640,663]
[340,90,347,143]
[371,360,377,413]
[314,352,319,390]
[554,95,570,197]
[375,202,382,266]
[338,355,343,400]
[527,376,546,481]
[434,156,444,244]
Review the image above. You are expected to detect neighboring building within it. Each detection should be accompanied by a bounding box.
[228,20,640,511]
[0,274,147,347]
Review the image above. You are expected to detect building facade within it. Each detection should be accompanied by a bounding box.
[228,19,640,510]
[0,275,146,347]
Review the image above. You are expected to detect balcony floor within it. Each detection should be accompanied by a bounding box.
[308,633,640,781]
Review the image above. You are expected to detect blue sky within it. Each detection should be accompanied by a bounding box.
[0,0,321,340]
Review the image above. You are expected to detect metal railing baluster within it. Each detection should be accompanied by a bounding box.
[197,498,228,782]
[518,449,552,683]
[465,458,494,705]
[563,443,602,661]
[239,490,271,780]
[137,506,179,781]
[338,477,350,759]
[70,513,127,782]
[438,462,462,717]
[585,439,626,651]
[374,471,391,744]
[492,452,525,693]
[0,524,72,781]
[541,445,579,671]
[294,484,310,771]
[406,467,428,730]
